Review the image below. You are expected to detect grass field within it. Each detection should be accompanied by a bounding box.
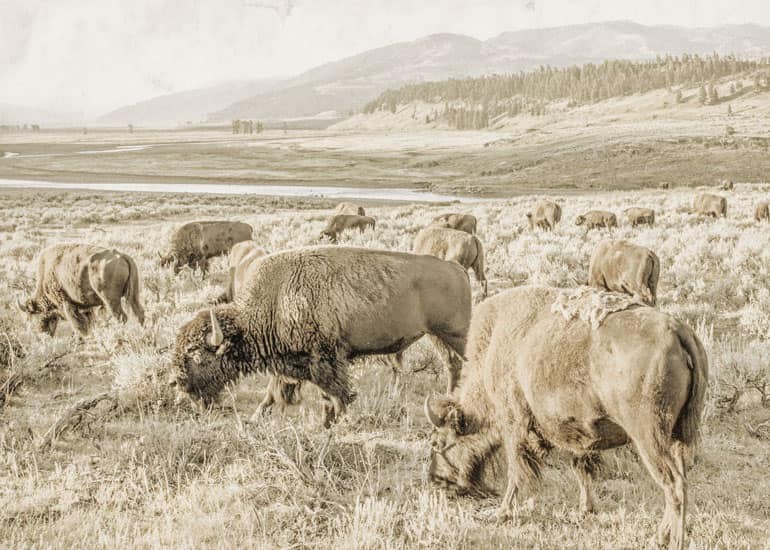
[1,185,769,548]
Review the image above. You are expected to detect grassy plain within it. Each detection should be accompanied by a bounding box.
[0,184,769,548]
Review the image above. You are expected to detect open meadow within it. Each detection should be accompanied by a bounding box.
[0,185,769,548]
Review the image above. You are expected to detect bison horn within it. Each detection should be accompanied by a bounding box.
[424,395,443,428]
[15,297,26,313]
[206,309,224,347]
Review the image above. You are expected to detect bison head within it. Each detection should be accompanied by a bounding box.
[424,396,497,498]
[16,297,59,336]
[525,212,533,229]
[574,215,585,226]
[170,306,242,408]
[319,230,337,243]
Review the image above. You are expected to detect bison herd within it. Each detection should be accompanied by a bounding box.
[20,186,760,550]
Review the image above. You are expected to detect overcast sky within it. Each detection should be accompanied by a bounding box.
[2,0,769,117]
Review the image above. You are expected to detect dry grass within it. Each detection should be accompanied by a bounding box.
[1,186,769,548]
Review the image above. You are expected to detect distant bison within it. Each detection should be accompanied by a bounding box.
[431,213,477,234]
[18,244,144,337]
[575,210,617,230]
[589,239,660,306]
[624,207,655,227]
[526,200,562,231]
[693,193,727,218]
[320,214,375,243]
[216,241,269,304]
[414,226,487,297]
[659,182,671,190]
[160,221,253,273]
[171,246,471,427]
[755,202,769,222]
[425,286,707,550]
[720,179,734,191]
[335,202,366,216]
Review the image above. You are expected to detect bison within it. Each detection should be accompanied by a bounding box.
[575,210,617,230]
[413,226,487,297]
[171,246,471,427]
[430,213,477,234]
[755,202,769,222]
[526,200,562,231]
[624,207,655,227]
[320,214,375,243]
[720,179,734,191]
[693,193,727,218]
[159,221,253,273]
[216,241,269,304]
[425,286,707,550]
[588,239,660,306]
[335,202,366,216]
[18,244,145,337]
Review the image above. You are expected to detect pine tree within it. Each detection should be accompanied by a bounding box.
[727,104,732,116]
[675,90,683,103]
[698,86,707,105]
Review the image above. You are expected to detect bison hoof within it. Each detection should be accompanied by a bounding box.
[493,508,515,525]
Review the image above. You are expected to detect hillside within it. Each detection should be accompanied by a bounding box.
[97,79,281,127]
[0,102,79,126]
[209,21,770,121]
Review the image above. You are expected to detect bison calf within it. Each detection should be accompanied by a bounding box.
[414,226,487,297]
[18,244,144,337]
[588,239,660,306]
[693,193,727,218]
[430,213,477,234]
[320,214,375,243]
[624,207,655,227]
[575,210,617,230]
[526,200,562,231]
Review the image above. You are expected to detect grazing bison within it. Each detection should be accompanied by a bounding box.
[755,202,769,222]
[171,246,471,427]
[431,213,477,234]
[216,241,269,304]
[425,286,707,550]
[335,202,366,216]
[575,210,617,230]
[589,239,660,306]
[18,244,145,337]
[720,179,734,191]
[413,226,487,297]
[320,214,375,243]
[693,193,727,218]
[526,200,562,231]
[159,221,253,273]
[624,207,655,227]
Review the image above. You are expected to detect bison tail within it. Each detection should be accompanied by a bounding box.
[674,324,709,462]
[645,252,661,306]
[124,254,145,326]
[471,236,487,297]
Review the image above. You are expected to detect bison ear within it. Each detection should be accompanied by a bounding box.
[445,403,466,435]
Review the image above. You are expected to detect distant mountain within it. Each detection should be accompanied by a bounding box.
[104,21,770,124]
[97,79,282,127]
[0,103,79,125]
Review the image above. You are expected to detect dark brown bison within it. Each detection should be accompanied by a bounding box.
[430,213,477,234]
[589,239,660,306]
[693,193,726,218]
[624,207,655,227]
[335,202,366,216]
[171,246,471,427]
[159,221,253,273]
[425,286,707,550]
[413,226,487,297]
[575,210,617,230]
[320,215,375,243]
[18,244,145,337]
[526,200,562,231]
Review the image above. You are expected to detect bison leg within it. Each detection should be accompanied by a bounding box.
[632,434,687,550]
[427,334,464,394]
[101,295,128,323]
[309,358,355,428]
[61,301,91,337]
[251,377,303,421]
[571,453,600,514]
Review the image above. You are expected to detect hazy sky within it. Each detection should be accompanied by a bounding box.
[2,0,769,117]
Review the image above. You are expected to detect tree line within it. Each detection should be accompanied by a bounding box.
[364,54,770,130]
[232,119,264,134]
